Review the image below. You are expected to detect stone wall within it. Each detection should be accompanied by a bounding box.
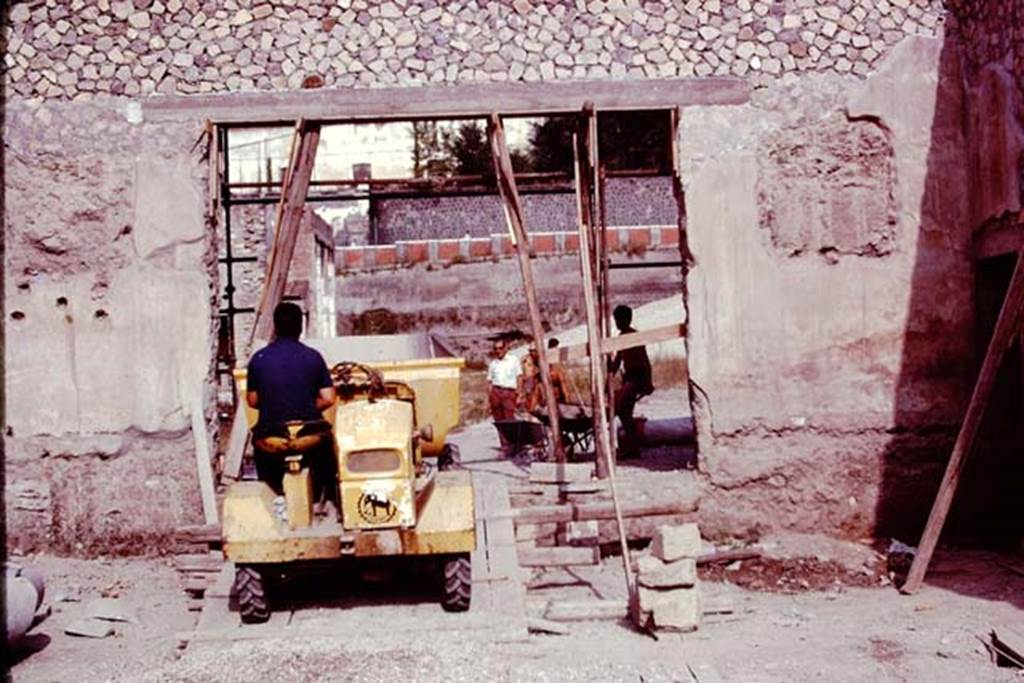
[339,225,678,271]
[9,0,1019,551]
[375,175,677,242]
[4,100,216,553]
[4,0,945,100]
[682,35,978,539]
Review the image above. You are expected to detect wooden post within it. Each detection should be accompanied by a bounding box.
[191,392,219,525]
[249,120,322,346]
[573,102,639,628]
[222,120,320,481]
[902,250,1024,594]
[486,114,565,462]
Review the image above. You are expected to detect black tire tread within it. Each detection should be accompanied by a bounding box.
[235,565,271,624]
[441,554,471,612]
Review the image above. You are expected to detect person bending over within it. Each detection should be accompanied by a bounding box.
[609,304,653,458]
[246,302,338,503]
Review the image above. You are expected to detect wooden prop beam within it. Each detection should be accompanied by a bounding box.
[248,119,322,346]
[487,114,565,462]
[573,102,639,628]
[902,250,1024,594]
[223,121,320,482]
[190,393,219,525]
[545,323,688,363]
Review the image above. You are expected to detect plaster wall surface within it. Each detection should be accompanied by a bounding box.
[4,101,216,552]
[6,0,1018,551]
[681,36,975,538]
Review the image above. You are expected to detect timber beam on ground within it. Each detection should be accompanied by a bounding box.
[143,78,751,125]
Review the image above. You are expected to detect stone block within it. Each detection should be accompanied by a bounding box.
[639,585,700,632]
[651,522,701,561]
[637,555,697,588]
[565,520,599,547]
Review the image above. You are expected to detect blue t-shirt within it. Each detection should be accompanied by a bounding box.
[247,337,332,431]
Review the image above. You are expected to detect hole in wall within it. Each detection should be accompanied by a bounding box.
[94,309,109,320]
[11,311,25,320]
[17,282,30,292]
[56,296,68,308]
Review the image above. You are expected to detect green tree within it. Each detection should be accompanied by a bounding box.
[411,121,454,178]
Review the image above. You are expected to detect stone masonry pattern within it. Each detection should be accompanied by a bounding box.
[4,0,945,101]
[947,0,1024,94]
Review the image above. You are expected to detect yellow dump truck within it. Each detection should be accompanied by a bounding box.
[222,336,473,623]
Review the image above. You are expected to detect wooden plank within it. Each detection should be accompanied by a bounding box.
[249,121,321,345]
[528,462,595,484]
[546,323,688,364]
[175,554,226,571]
[514,498,698,525]
[221,401,250,482]
[174,523,221,544]
[519,546,600,567]
[143,78,752,125]
[509,481,608,496]
[487,114,564,461]
[190,394,219,526]
[545,599,628,622]
[527,617,570,635]
[902,251,1024,594]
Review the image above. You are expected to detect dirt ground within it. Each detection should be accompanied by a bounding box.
[7,545,1023,682]
[9,399,1022,682]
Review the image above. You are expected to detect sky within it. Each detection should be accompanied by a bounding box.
[228,118,537,184]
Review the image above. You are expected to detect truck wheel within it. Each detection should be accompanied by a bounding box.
[234,565,270,624]
[441,554,471,612]
[438,443,461,471]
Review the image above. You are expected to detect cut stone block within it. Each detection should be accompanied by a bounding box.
[651,523,701,562]
[637,556,697,589]
[565,520,599,547]
[639,585,700,633]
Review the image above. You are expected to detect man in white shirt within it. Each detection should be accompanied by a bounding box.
[487,337,521,450]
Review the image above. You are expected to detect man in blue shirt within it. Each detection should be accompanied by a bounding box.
[247,302,337,501]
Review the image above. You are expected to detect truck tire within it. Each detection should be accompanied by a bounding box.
[441,554,471,612]
[234,565,270,624]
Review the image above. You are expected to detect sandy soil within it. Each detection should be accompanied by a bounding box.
[9,399,1021,682]
[7,546,1022,682]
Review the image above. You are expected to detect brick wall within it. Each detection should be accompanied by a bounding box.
[338,224,679,271]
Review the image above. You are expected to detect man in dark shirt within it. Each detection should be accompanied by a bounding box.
[247,302,337,500]
[609,304,653,458]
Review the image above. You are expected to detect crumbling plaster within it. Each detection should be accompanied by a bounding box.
[681,35,975,538]
[4,100,217,552]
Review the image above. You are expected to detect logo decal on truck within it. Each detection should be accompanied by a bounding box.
[357,489,397,524]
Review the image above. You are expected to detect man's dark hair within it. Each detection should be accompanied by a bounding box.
[273,302,303,339]
[613,304,633,329]
[547,337,560,349]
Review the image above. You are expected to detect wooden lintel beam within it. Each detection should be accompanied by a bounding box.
[143,78,751,125]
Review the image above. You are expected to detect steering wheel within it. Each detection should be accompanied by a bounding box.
[331,361,386,398]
